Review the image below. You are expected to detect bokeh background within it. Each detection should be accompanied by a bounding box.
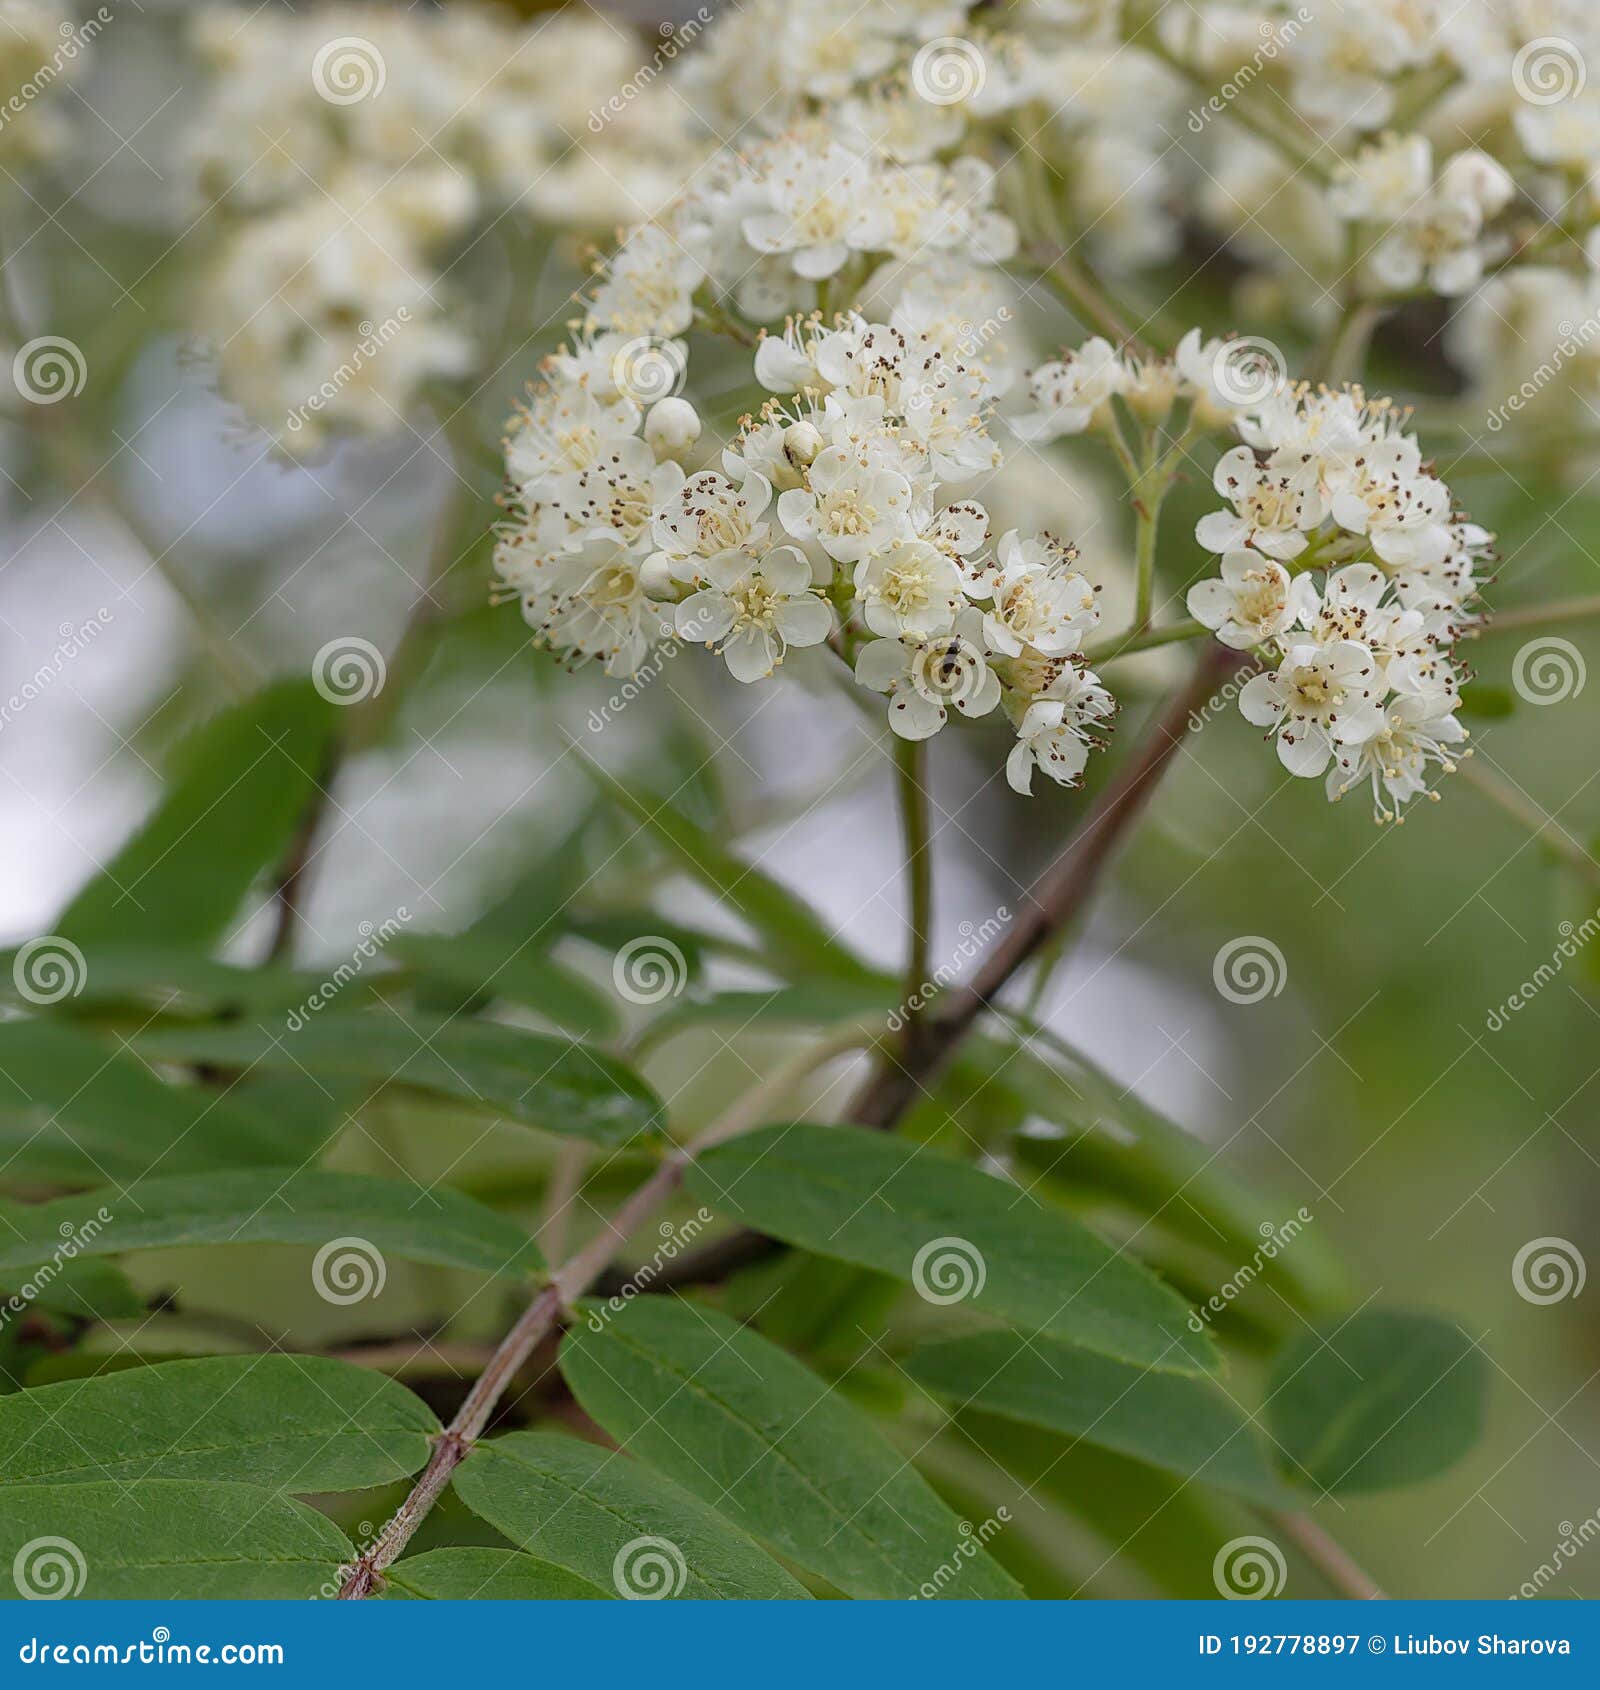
[2,0,1598,1599]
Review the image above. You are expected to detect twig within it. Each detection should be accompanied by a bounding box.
[1475,592,1600,634]
[647,641,1244,1290]
[1268,1509,1387,1601]
[336,1025,874,1598]
[1459,760,1600,886]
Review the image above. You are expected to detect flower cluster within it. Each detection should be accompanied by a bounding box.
[1186,383,1491,820]
[0,0,91,175]
[497,306,1114,797]
[186,3,705,454]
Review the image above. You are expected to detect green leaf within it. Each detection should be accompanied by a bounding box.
[0,1479,351,1598]
[991,1027,1345,1315]
[453,1431,808,1600]
[137,1011,661,1150]
[0,1021,338,1183]
[906,1333,1294,1505]
[0,947,339,1020]
[55,678,337,949]
[573,749,874,982]
[394,935,618,1040]
[560,1299,1022,1599]
[0,1258,143,1325]
[1266,1311,1488,1494]
[1456,684,1516,720]
[0,1356,437,1491]
[0,1168,542,1279]
[633,982,897,1053]
[383,1547,609,1601]
[687,1124,1215,1375]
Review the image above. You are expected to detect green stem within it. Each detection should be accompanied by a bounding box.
[894,735,933,1019]
[1476,592,1600,634]
[1459,761,1600,886]
[1018,249,1146,353]
[1127,21,1338,186]
[1317,298,1385,388]
[1083,617,1210,666]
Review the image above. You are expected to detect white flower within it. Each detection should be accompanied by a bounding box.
[855,613,1001,739]
[1006,669,1115,794]
[1330,133,1434,223]
[1328,449,1452,570]
[675,545,831,681]
[777,444,915,564]
[855,537,965,637]
[982,531,1099,657]
[1186,550,1296,650]
[1326,692,1467,821]
[648,469,777,585]
[1290,563,1393,650]
[1239,639,1384,778]
[920,499,994,596]
[1009,338,1125,441]
[499,528,667,679]
[506,383,642,490]
[1198,447,1326,561]
[742,142,889,280]
[540,440,687,551]
[590,224,703,337]
[899,352,998,483]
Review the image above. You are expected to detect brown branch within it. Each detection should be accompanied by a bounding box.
[643,640,1243,1293]
[336,1031,871,1597]
[1269,1509,1388,1601]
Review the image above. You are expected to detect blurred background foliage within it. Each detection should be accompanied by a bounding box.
[0,0,1597,1600]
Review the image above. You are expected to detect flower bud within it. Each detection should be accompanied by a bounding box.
[782,419,823,468]
[638,551,676,598]
[644,397,701,458]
